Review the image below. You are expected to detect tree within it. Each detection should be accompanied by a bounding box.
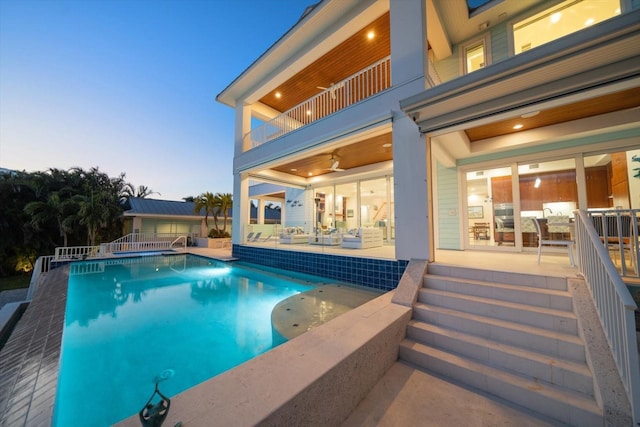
[217,193,233,234]
[78,192,111,246]
[194,192,219,231]
[24,191,80,247]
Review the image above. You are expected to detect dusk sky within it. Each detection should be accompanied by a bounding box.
[0,0,307,200]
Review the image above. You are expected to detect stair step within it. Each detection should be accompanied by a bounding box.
[426,264,568,290]
[406,320,594,396]
[413,303,585,362]
[419,288,578,334]
[399,340,602,427]
[424,274,573,310]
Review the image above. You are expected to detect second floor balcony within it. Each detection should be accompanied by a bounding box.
[246,55,391,149]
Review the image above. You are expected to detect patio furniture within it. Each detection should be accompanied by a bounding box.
[341,228,383,249]
[279,227,310,244]
[532,218,575,266]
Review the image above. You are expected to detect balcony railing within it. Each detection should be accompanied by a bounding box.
[246,56,391,148]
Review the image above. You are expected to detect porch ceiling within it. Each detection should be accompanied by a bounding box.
[258,12,391,114]
[272,132,393,179]
[465,87,640,142]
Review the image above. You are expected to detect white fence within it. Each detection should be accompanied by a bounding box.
[246,56,391,148]
[575,209,640,423]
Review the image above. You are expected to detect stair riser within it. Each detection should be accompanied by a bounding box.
[413,307,585,362]
[424,277,573,310]
[399,345,602,427]
[406,325,594,396]
[426,265,567,291]
[419,291,577,334]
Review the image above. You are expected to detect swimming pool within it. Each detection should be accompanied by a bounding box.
[53,254,332,427]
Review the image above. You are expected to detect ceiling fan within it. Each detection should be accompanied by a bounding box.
[325,156,345,172]
[316,82,344,99]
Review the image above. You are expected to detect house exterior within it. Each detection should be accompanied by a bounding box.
[122,197,209,236]
[122,197,279,237]
[217,0,640,275]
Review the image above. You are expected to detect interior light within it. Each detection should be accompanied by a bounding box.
[615,8,620,14]
[308,172,313,176]
[306,110,311,116]
[382,143,392,148]
[367,30,375,40]
[290,168,297,172]
[585,18,595,26]
[534,177,541,188]
[550,12,561,24]
[275,92,282,99]
[513,124,523,130]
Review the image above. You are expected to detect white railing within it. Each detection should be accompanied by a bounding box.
[246,56,391,148]
[171,236,187,252]
[575,210,640,423]
[111,232,194,245]
[54,245,101,260]
[101,240,173,254]
[26,255,55,300]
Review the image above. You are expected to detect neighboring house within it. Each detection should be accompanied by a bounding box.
[122,197,209,237]
[122,197,280,235]
[217,0,639,263]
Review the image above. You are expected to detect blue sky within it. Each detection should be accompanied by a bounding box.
[0,0,307,200]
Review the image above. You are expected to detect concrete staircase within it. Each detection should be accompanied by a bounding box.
[399,264,603,426]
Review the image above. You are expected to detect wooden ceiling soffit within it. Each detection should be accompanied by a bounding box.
[259,12,391,114]
[272,133,393,179]
[465,87,640,142]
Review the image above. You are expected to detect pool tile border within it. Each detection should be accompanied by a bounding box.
[232,245,408,291]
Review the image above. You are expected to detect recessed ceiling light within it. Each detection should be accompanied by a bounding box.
[520,111,540,118]
[290,168,297,172]
[382,143,392,148]
[550,12,561,24]
[275,92,281,99]
[367,31,375,40]
[584,18,595,26]
[513,124,523,130]
[308,172,313,176]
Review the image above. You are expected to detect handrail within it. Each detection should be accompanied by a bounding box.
[246,56,391,148]
[575,209,639,423]
[171,236,187,252]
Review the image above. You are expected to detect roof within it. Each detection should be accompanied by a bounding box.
[123,197,282,221]
[124,198,205,217]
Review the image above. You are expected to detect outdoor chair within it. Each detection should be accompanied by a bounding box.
[533,218,575,267]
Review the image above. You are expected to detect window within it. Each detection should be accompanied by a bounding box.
[464,41,486,73]
[513,0,621,55]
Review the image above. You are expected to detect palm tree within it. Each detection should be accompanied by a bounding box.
[78,192,110,246]
[217,193,233,234]
[194,192,219,232]
[24,191,80,247]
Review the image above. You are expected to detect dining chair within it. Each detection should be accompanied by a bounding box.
[533,218,575,267]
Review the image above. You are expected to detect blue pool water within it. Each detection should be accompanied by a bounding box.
[53,254,328,426]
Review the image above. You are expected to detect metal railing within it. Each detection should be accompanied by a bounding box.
[586,209,640,278]
[246,56,391,148]
[575,209,640,423]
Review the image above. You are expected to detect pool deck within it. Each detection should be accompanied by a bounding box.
[0,247,578,426]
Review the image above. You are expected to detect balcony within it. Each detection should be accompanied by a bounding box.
[246,56,391,149]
